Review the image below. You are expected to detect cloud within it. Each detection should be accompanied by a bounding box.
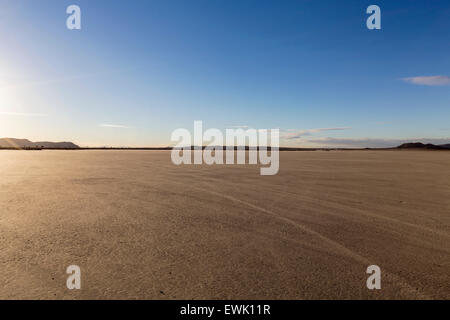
[0,75,95,91]
[0,68,134,91]
[304,137,450,148]
[0,112,47,117]
[99,124,131,129]
[281,127,351,140]
[401,75,450,86]
[374,121,391,125]
[230,125,249,129]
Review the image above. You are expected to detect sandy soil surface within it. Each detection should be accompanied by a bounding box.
[0,150,449,299]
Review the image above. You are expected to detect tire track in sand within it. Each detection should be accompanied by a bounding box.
[189,184,431,299]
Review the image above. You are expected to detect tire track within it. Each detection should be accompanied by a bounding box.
[189,183,432,299]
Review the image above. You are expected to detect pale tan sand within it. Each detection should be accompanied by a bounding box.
[0,150,448,299]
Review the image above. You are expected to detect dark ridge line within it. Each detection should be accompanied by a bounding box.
[2,146,449,151]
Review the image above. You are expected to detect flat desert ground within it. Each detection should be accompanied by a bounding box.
[0,150,449,299]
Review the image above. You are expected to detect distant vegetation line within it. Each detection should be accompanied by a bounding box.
[0,138,449,151]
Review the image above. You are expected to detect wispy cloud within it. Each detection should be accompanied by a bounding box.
[374,121,392,125]
[99,124,131,129]
[281,127,351,140]
[0,68,134,91]
[0,74,95,91]
[0,111,47,117]
[230,125,249,129]
[401,75,450,86]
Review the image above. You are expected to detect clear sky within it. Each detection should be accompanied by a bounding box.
[0,0,449,147]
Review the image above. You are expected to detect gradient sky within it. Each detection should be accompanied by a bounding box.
[0,0,449,147]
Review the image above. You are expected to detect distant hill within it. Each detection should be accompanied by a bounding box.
[0,138,79,149]
[397,142,450,150]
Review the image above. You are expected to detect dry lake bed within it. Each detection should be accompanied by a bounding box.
[0,150,449,299]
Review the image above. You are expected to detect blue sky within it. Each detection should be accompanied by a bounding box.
[0,0,449,147]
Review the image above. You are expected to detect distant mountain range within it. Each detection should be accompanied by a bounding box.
[1,138,449,150]
[0,138,79,149]
[397,142,450,150]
